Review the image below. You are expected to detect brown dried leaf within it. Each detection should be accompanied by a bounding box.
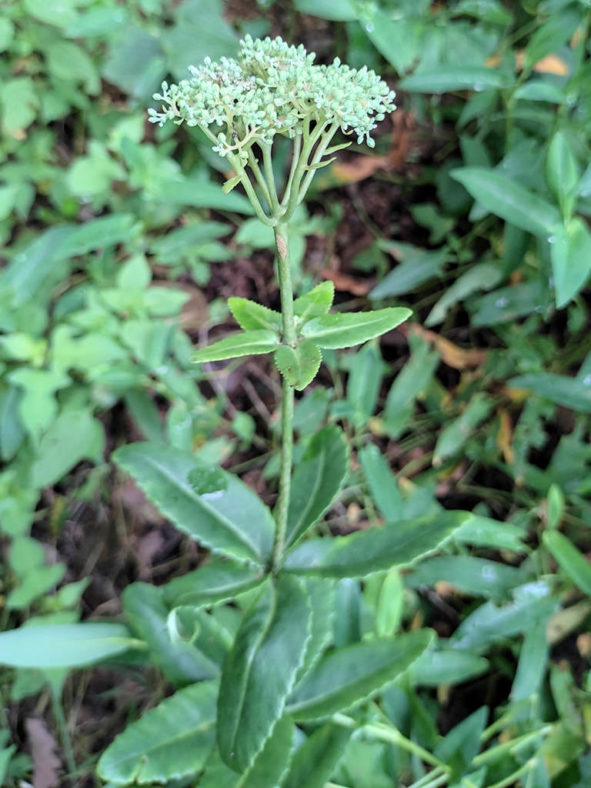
[407,324,487,370]
[26,718,61,788]
[320,269,371,296]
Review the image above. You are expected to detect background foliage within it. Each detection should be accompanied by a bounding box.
[1,0,591,785]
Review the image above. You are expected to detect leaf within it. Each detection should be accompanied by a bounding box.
[435,707,487,781]
[275,340,322,390]
[163,559,265,608]
[409,648,489,686]
[217,576,311,772]
[239,716,294,787]
[543,531,591,597]
[400,67,511,93]
[0,623,135,669]
[359,443,402,522]
[301,308,411,349]
[228,298,282,332]
[407,555,524,600]
[454,514,527,553]
[433,393,494,465]
[282,723,351,788]
[287,629,432,720]
[284,511,469,578]
[97,681,218,784]
[193,330,279,363]
[123,583,218,685]
[294,0,357,20]
[508,373,591,413]
[370,246,447,300]
[294,281,335,321]
[550,219,591,308]
[546,132,579,218]
[286,426,349,549]
[426,261,503,326]
[451,167,561,237]
[297,578,336,680]
[113,442,274,564]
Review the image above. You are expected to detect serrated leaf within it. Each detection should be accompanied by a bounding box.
[286,426,349,549]
[123,582,218,685]
[451,167,561,237]
[217,576,311,772]
[282,723,351,788]
[297,578,336,681]
[193,330,279,363]
[97,681,218,784]
[284,511,469,578]
[275,340,321,390]
[228,297,282,332]
[239,716,294,787]
[301,308,411,349]
[0,623,135,669]
[163,559,265,608]
[113,442,274,564]
[287,629,432,720]
[293,281,335,321]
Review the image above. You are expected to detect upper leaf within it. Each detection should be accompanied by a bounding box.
[193,330,279,363]
[114,442,274,565]
[97,681,218,784]
[217,575,311,772]
[294,281,335,321]
[286,629,433,720]
[301,308,411,349]
[283,511,469,578]
[228,297,282,332]
[451,167,561,237]
[550,218,591,308]
[286,425,349,549]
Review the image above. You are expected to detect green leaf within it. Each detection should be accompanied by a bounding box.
[435,707,487,781]
[407,556,524,600]
[301,308,411,349]
[217,576,311,772]
[284,511,468,578]
[228,298,282,332]
[454,515,527,553]
[297,578,336,680]
[508,373,591,413]
[409,648,489,687]
[551,219,591,308]
[163,559,265,608]
[282,723,351,788]
[294,0,357,20]
[543,531,591,597]
[294,281,335,321]
[451,167,561,237]
[370,246,446,300]
[113,442,274,564]
[547,132,579,218]
[123,583,218,685]
[239,716,294,787]
[275,340,322,391]
[193,330,279,363]
[286,426,349,549]
[400,67,510,93]
[433,393,494,465]
[287,629,432,720]
[0,623,135,669]
[97,681,218,784]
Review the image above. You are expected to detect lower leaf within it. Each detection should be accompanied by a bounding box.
[274,339,321,390]
[281,723,352,788]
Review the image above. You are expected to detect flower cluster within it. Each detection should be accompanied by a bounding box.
[149,35,395,155]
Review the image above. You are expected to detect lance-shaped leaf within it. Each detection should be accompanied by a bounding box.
[283,511,469,578]
[286,426,349,549]
[239,716,294,787]
[275,339,322,390]
[193,330,279,363]
[301,307,411,349]
[297,578,336,681]
[97,681,218,785]
[543,530,591,596]
[0,623,135,669]
[228,297,282,332]
[294,281,335,321]
[114,443,274,565]
[282,723,352,788]
[123,582,218,685]
[163,559,265,609]
[217,576,311,772]
[287,629,433,720]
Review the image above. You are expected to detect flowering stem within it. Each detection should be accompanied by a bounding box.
[272,221,295,572]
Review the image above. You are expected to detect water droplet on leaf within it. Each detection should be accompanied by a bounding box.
[188,466,227,495]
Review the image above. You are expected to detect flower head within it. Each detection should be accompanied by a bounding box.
[149,35,395,155]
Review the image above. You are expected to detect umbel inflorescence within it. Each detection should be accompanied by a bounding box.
[149,36,395,224]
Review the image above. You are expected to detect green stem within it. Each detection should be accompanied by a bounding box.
[247,147,273,209]
[51,691,76,778]
[272,222,295,572]
[262,142,281,215]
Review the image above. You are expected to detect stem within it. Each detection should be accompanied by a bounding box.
[51,691,76,778]
[272,222,296,572]
[247,147,273,210]
[262,142,281,215]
